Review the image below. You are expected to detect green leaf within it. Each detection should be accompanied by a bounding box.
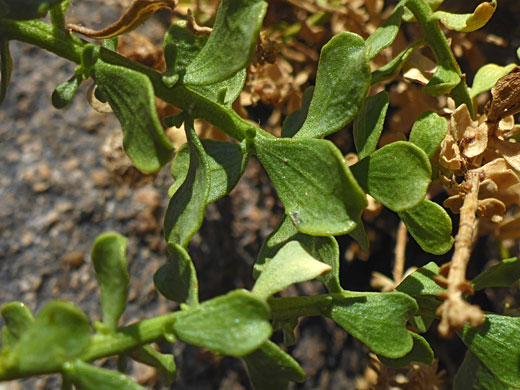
[348,220,370,254]
[459,314,520,388]
[470,64,518,98]
[431,0,497,32]
[366,4,404,60]
[409,111,448,158]
[472,257,520,291]
[378,332,434,368]
[0,0,64,20]
[1,302,34,347]
[163,21,246,106]
[0,39,13,105]
[295,32,371,139]
[454,350,513,390]
[423,64,461,96]
[243,340,305,390]
[396,261,445,296]
[164,120,210,247]
[91,232,129,331]
[254,136,367,236]
[172,290,271,357]
[350,141,431,212]
[12,301,90,372]
[129,345,176,385]
[52,74,82,109]
[92,61,173,173]
[183,0,267,86]
[64,360,145,390]
[327,291,417,358]
[252,241,332,299]
[353,91,389,159]
[398,199,454,255]
[396,262,444,317]
[153,243,199,307]
[256,216,342,293]
[169,139,248,204]
[371,41,423,85]
[281,86,314,138]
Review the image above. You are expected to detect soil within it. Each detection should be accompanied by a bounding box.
[1,1,520,389]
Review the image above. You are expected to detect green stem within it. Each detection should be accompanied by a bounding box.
[80,313,177,362]
[404,0,474,116]
[0,313,177,381]
[0,19,272,141]
[269,294,334,321]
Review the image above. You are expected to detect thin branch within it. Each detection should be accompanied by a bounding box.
[393,221,408,286]
[436,170,484,337]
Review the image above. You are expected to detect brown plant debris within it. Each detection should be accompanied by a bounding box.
[356,354,445,390]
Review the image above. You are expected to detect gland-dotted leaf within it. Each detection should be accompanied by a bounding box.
[454,350,513,390]
[64,359,145,390]
[129,345,176,385]
[0,0,64,20]
[409,111,448,158]
[169,140,248,204]
[0,39,13,105]
[398,199,454,255]
[473,257,520,291]
[172,290,271,357]
[281,86,314,138]
[252,241,332,299]
[164,121,209,248]
[365,4,404,60]
[243,340,306,390]
[371,42,423,85]
[295,32,371,139]
[93,61,173,173]
[351,141,431,212]
[254,136,367,236]
[470,63,518,98]
[163,22,246,106]
[12,301,90,372]
[431,0,497,32]
[459,314,520,388]
[353,91,389,159]
[183,0,267,86]
[154,243,199,307]
[327,291,417,358]
[255,216,341,293]
[52,74,82,109]
[91,232,129,331]
[378,332,434,368]
[1,302,34,347]
[423,64,461,96]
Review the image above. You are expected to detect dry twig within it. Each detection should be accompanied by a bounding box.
[436,171,484,337]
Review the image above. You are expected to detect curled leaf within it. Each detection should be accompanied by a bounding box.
[68,0,178,39]
[0,39,13,105]
[431,0,497,33]
[471,63,518,98]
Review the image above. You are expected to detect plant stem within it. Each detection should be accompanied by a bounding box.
[436,170,484,337]
[80,313,177,362]
[404,0,475,117]
[393,221,408,286]
[0,19,272,141]
[0,313,177,381]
